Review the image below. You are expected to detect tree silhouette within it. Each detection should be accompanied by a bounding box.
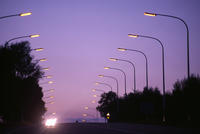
[96,91,117,122]
[167,74,200,126]
[0,41,46,124]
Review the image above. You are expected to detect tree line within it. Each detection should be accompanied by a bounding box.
[97,75,200,127]
[0,41,46,124]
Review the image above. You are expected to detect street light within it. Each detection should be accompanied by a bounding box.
[128,33,166,122]
[43,96,54,99]
[40,81,54,85]
[98,74,120,112]
[44,75,53,79]
[43,67,50,71]
[93,94,99,98]
[0,12,32,20]
[43,89,54,93]
[38,58,47,62]
[117,48,149,89]
[84,106,99,119]
[109,58,136,92]
[91,88,105,93]
[84,106,89,110]
[104,67,127,95]
[32,48,44,52]
[95,82,112,91]
[91,100,96,104]
[144,12,190,79]
[98,75,119,97]
[6,34,40,45]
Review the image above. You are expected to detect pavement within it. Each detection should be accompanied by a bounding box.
[1,123,200,134]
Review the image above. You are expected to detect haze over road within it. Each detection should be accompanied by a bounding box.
[4,123,199,134]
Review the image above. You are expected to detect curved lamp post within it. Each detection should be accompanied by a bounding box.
[40,81,54,85]
[98,74,120,113]
[43,96,54,99]
[84,106,99,118]
[92,88,105,93]
[144,12,190,78]
[6,34,40,45]
[104,67,127,96]
[109,58,136,93]
[91,100,96,104]
[44,75,53,79]
[43,89,54,93]
[128,33,166,122]
[95,82,112,91]
[43,67,50,71]
[36,58,47,62]
[98,75,119,97]
[0,12,32,20]
[118,48,148,89]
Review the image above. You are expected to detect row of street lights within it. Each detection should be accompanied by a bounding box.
[91,12,190,123]
[1,11,57,122]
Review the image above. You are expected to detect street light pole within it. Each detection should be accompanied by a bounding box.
[98,75,119,97]
[98,75,120,113]
[104,67,127,96]
[128,34,166,122]
[144,12,190,79]
[109,58,136,93]
[118,48,148,89]
[95,82,112,91]
[5,34,40,46]
[92,88,105,93]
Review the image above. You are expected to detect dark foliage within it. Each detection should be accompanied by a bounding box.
[0,41,46,124]
[97,76,200,127]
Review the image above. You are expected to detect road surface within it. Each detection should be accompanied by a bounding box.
[2,123,199,134]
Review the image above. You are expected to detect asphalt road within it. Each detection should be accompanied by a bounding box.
[3,123,200,134]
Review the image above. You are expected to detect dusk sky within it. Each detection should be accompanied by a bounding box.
[1,0,200,122]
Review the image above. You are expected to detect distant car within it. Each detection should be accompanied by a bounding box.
[75,120,79,123]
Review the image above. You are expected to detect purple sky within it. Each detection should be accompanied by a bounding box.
[1,0,200,122]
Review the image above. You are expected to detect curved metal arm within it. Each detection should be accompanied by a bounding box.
[0,14,19,20]
[101,75,119,97]
[96,82,112,91]
[116,59,136,92]
[125,49,148,88]
[93,89,105,92]
[6,35,30,45]
[156,13,189,32]
[154,13,190,78]
[109,67,127,95]
[136,34,166,122]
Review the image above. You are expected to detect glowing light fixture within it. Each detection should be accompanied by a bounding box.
[43,67,50,71]
[128,34,138,38]
[98,75,104,77]
[30,34,40,38]
[117,48,127,51]
[82,113,87,117]
[34,48,44,51]
[91,100,96,103]
[104,67,110,69]
[144,12,156,16]
[19,12,32,16]
[109,58,118,61]
[39,58,47,62]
